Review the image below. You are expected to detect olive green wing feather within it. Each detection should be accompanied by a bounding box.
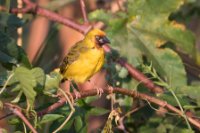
[60,42,89,74]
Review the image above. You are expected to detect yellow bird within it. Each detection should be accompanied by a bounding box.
[60,29,110,84]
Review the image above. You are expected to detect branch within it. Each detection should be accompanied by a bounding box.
[10,0,91,34]
[37,87,200,130]
[4,103,38,133]
[79,0,89,24]
[103,44,164,93]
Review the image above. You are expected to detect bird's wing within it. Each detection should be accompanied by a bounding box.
[60,42,89,74]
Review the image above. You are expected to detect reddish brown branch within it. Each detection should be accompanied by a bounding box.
[11,6,32,14]
[4,103,38,133]
[79,0,89,24]
[36,7,91,34]
[103,44,164,93]
[37,87,200,130]
[10,0,91,34]
[118,59,163,93]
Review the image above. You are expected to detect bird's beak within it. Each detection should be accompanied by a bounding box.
[102,36,110,44]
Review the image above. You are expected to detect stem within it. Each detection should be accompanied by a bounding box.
[4,103,38,133]
[52,88,75,133]
[0,73,14,95]
[169,88,192,130]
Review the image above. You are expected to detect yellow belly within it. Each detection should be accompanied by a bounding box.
[63,48,104,83]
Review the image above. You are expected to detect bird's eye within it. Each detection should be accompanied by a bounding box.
[95,35,110,45]
[95,35,103,43]
[95,35,100,41]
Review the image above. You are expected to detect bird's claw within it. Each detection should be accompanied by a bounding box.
[96,87,104,97]
[73,89,81,100]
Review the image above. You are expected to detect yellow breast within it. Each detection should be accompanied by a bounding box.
[63,47,104,83]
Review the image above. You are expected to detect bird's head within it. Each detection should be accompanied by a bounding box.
[86,29,110,47]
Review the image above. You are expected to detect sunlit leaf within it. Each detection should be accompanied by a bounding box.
[177,86,200,101]
[31,67,45,91]
[44,71,62,95]
[129,27,187,88]
[128,0,195,56]
[11,67,36,106]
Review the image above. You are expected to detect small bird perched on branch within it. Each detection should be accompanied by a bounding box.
[59,28,110,95]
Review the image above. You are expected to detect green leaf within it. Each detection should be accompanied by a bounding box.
[0,31,31,68]
[84,96,98,104]
[110,26,142,67]
[0,12,25,27]
[129,28,187,88]
[39,114,64,124]
[128,0,195,56]
[31,67,45,91]
[11,67,36,106]
[117,96,133,107]
[8,117,20,125]
[74,116,83,132]
[177,86,200,100]
[128,0,184,17]
[89,9,113,24]
[159,93,189,106]
[44,71,62,94]
[88,107,109,116]
[118,67,128,78]
[89,9,127,34]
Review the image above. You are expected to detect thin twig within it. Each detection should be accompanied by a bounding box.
[52,88,75,133]
[116,0,125,12]
[169,89,192,130]
[79,0,89,24]
[117,105,145,133]
[4,103,38,133]
[123,105,146,119]
[0,113,13,119]
[0,73,14,95]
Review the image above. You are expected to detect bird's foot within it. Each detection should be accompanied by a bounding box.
[73,89,81,100]
[96,87,104,97]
